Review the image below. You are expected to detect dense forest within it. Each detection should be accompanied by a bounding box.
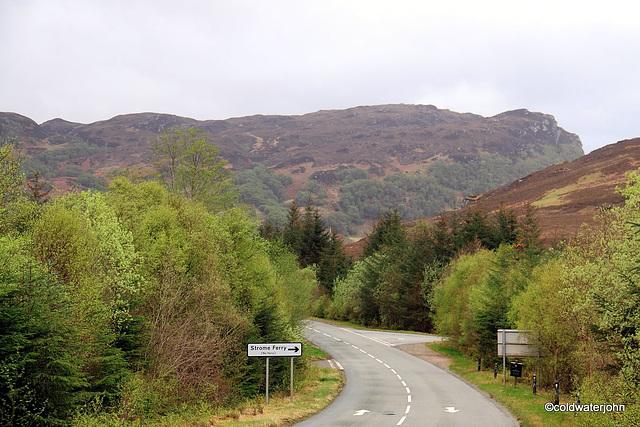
[2,126,638,426]
[306,178,640,426]
[0,132,318,425]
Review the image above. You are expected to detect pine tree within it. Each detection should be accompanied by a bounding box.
[491,203,519,247]
[26,171,51,204]
[283,202,303,260]
[363,210,405,257]
[317,231,351,295]
[299,200,329,268]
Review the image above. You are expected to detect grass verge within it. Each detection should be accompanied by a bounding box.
[73,341,344,427]
[427,341,576,427]
[210,363,343,426]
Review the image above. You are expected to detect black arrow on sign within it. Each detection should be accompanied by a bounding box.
[288,346,300,352]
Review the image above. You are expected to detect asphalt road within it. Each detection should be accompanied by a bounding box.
[298,320,518,427]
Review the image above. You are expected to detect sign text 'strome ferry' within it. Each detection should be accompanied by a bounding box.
[247,342,302,357]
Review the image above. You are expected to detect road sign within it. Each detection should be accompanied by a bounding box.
[247,342,302,357]
[510,361,523,377]
[247,342,303,405]
[497,329,540,357]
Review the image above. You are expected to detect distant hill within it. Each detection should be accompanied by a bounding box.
[0,104,584,236]
[405,137,640,246]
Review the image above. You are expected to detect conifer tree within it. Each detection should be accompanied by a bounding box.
[363,209,405,257]
[317,231,351,295]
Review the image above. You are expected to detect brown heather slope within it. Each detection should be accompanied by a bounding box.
[407,138,640,246]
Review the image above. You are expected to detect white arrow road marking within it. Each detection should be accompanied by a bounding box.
[353,409,370,416]
[445,406,460,413]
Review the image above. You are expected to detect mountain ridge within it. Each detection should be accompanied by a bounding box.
[1,104,585,235]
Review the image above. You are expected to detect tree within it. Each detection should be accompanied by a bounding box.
[152,126,235,210]
[26,171,52,204]
[0,142,25,212]
[317,231,351,295]
[282,202,303,256]
[363,210,405,257]
[299,200,329,268]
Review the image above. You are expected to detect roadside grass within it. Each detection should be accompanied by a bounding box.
[427,341,575,427]
[73,340,344,427]
[210,363,344,426]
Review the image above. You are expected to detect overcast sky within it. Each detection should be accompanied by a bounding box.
[1,0,638,153]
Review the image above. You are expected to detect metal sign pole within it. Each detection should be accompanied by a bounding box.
[502,329,507,385]
[290,357,294,403]
[266,357,270,405]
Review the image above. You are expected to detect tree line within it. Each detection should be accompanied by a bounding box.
[0,128,318,425]
[3,125,637,425]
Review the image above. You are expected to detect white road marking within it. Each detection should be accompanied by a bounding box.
[339,327,392,346]
[312,324,412,426]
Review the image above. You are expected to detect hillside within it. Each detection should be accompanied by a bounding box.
[0,104,583,235]
[408,137,640,246]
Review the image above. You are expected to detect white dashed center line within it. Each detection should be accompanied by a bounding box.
[307,326,412,425]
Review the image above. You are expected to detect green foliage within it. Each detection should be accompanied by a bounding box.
[23,138,107,177]
[329,259,368,323]
[0,163,318,423]
[294,180,328,205]
[336,167,369,183]
[153,126,235,211]
[428,147,582,198]
[433,250,494,349]
[107,178,312,403]
[362,210,405,257]
[469,245,527,363]
[0,142,25,213]
[0,235,87,425]
[317,232,352,295]
[338,173,456,225]
[234,164,291,224]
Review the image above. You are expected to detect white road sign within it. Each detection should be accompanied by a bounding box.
[247,342,302,357]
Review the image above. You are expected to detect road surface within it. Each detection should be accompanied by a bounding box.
[299,320,518,426]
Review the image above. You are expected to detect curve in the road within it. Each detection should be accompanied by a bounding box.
[300,320,518,427]
[313,325,413,425]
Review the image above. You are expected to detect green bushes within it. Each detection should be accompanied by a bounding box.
[0,236,87,426]
[0,164,317,424]
[428,170,640,426]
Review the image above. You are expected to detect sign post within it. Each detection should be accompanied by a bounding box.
[497,330,541,385]
[248,342,302,404]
